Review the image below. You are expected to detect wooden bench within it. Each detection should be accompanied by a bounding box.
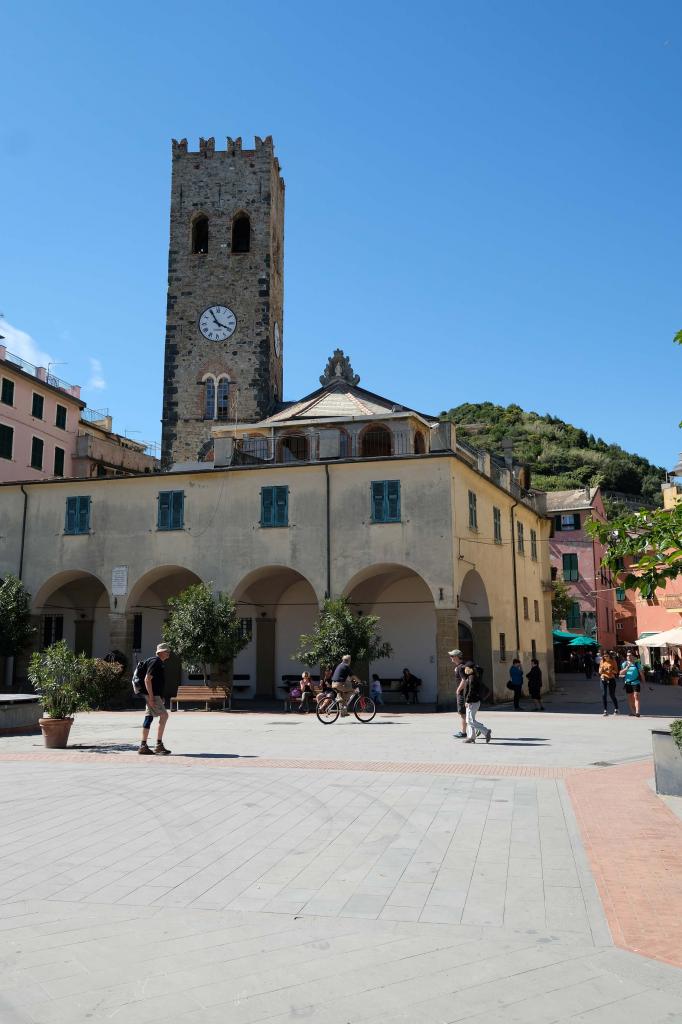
[170,684,231,712]
[375,679,420,704]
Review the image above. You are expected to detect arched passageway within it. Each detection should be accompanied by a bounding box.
[232,567,320,699]
[126,566,203,694]
[33,571,110,658]
[343,564,436,702]
[459,569,494,698]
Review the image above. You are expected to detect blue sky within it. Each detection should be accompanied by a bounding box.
[1,0,680,469]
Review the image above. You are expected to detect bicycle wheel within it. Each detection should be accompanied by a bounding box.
[316,699,340,724]
[353,694,376,723]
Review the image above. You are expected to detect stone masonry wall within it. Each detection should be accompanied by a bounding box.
[161,136,285,466]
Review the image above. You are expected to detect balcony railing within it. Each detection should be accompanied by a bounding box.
[229,429,417,466]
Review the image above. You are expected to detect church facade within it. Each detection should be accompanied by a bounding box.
[0,137,554,705]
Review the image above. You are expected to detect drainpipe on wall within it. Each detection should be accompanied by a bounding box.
[19,485,28,580]
[510,500,521,655]
[324,463,331,599]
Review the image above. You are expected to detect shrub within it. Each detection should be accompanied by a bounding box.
[670,720,682,753]
[28,641,92,719]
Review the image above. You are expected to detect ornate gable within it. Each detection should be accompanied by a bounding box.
[319,349,360,387]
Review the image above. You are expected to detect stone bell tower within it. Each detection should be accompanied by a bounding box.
[161,135,285,467]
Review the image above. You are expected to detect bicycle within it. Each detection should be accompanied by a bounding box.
[316,684,376,724]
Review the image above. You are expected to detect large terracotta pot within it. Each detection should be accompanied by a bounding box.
[39,717,74,749]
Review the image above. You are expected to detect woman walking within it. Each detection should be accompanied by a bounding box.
[598,651,619,716]
[458,665,491,744]
[619,650,645,717]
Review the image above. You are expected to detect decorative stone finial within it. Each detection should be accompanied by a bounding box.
[319,349,360,387]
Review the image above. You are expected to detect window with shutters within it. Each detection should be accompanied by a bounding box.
[371,480,401,523]
[558,513,581,531]
[42,614,63,647]
[1,378,14,406]
[260,485,289,527]
[65,496,91,534]
[616,586,626,602]
[530,529,538,560]
[30,436,44,470]
[517,521,525,555]
[534,599,540,621]
[0,424,13,460]
[157,490,184,530]
[32,393,44,419]
[493,507,502,544]
[468,490,478,531]
[562,553,579,582]
[55,404,67,429]
[53,446,65,477]
[566,601,581,628]
[523,596,529,619]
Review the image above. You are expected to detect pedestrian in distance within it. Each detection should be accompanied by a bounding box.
[619,650,645,717]
[139,642,172,755]
[400,668,421,704]
[507,658,524,710]
[598,650,619,716]
[448,649,468,737]
[370,673,384,706]
[457,665,491,744]
[526,659,544,710]
[298,671,316,713]
[583,652,594,680]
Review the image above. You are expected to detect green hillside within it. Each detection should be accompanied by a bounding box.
[440,402,667,505]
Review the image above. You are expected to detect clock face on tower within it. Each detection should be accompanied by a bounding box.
[274,321,281,357]
[198,305,237,341]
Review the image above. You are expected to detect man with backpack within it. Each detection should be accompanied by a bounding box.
[457,664,492,744]
[137,643,172,755]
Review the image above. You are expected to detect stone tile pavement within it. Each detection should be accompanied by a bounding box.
[1,680,682,1023]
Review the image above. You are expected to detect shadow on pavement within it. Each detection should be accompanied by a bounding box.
[179,752,258,759]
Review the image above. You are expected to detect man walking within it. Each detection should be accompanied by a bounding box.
[448,649,468,738]
[457,665,491,744]
[139,642,172,755]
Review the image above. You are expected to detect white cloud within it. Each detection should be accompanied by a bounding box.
[0,318,53,369]
[87,357,107,391]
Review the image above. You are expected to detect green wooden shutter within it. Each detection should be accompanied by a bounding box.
[274,486,288,526]
[261,487,274,526]
[77,496,90,533]
[386,481,401,521]
[171,491,184,528]
[555,515,562,532]
[371,481,386,522]
[158,491,171,530]
[573,513,581,530]
[65,496,78,533]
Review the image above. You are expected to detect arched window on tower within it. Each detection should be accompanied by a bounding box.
[216,377,230,421]
[232,213,251,253]
[192,215,209,254]
[204,376,216,420]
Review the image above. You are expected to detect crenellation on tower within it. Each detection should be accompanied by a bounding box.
[161,134,285,468]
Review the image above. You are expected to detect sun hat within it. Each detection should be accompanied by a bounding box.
[156,643,171,654]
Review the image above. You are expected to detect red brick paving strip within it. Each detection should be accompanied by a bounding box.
[567,759,682,970]
[0,749,589,778]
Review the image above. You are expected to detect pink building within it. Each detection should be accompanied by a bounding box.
[542,487,617,649]
[635,479,682,643]
[0,345,83,482]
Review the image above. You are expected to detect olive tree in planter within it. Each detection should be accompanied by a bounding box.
[162,583,249,696]
[28,641,92,748]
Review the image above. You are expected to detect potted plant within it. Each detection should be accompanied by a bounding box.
[28,641,92,748]
[652,719,682,798]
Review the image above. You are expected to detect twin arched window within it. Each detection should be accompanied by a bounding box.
[191,213,251,254]
[204,376,230,421]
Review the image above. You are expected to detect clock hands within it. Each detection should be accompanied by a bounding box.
[211,310,233,331]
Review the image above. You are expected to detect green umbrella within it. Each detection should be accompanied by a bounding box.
[553,630,580,641]
[568,636,599,647]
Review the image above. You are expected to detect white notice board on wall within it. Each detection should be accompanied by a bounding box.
[111,566,128,596]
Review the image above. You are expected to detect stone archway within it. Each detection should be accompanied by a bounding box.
[232,566,320,699]
[33,570,111,658]
[459,569,494,700]
[342,563,437,702]
[125,566,203,696]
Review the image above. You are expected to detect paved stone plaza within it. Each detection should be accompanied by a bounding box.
[2,678,682,1023]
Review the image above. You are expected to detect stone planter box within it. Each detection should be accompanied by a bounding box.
[652,729,682,797]
[0,694,43,735]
